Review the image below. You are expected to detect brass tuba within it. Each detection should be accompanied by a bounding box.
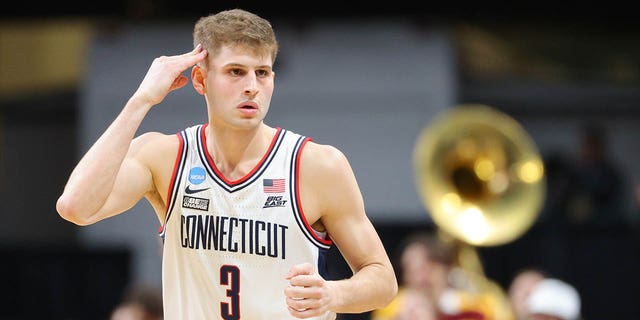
[413,104,546,319]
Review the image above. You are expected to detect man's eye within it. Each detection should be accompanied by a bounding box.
[256,70,270,77]
[230,69,243,76]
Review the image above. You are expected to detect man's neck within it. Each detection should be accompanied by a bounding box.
[205,123,275,180]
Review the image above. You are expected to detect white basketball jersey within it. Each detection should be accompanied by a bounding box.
[160,124,336,320]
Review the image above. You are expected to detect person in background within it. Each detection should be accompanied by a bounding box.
[566,123,625,225]
[110,285,163,320]
[372,231,504,320]
[371,231,454,320]
[56,8,396,319]
[507,268,546,320]
[526,278,581,320]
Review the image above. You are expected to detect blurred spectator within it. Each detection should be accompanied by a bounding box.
[110,285,163,320]
[372,231,508,320]
[507,268,546,320]
[526,278,581,320]
[371,231,456,320]
[539,152,574,226]
[565,122,625,225]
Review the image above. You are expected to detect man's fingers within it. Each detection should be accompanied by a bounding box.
[287,306,311,318]
[285,284,323,299]
[287,296,321,311]
[285,262,315,279]
[289,274,325,288]
[178,43,204,57]
[184,49,208,68]
[173,44,208,70]
[286,299,325,318]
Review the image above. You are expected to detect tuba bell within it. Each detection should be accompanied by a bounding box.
[413,104,546,320]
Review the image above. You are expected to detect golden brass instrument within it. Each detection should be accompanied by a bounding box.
[413,104,546,320]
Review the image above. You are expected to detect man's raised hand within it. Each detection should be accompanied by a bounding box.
[133,44,208,107]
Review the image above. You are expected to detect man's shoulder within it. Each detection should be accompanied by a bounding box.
[133,131,181,170]
[300,141,349,174]
[136,131,180,150]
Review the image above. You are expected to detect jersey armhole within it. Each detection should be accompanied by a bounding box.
[290,136,333,249]
[159,131,188,237]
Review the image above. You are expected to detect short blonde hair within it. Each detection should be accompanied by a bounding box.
[193,9,278,65]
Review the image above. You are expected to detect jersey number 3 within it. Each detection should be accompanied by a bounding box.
[220,265,240,320]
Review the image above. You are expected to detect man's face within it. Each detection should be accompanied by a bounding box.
[202,45,275,130]
[401,243,450,298]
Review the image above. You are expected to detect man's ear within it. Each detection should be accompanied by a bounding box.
[191,65,206,95]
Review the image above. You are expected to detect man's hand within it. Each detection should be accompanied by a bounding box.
[284,262,336,318]
[133,44,208,107]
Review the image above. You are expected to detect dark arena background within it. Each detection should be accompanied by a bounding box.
[2,1,639,319]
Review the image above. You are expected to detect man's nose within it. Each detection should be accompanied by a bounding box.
[244,73,258,96]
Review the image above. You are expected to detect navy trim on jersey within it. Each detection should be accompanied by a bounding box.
[317,247,330,280]
[196,125,286,193]
[160,130,189,240]
[289,135,332,250]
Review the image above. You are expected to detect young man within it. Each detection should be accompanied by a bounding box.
[372,232,455,320]
[56,8,397,319]
[372,231,513,320]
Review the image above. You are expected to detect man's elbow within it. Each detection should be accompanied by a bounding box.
[56,195,93,226]
[383,273,399,306]
[371,265,398,309]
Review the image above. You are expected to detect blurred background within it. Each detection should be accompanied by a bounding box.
[2,1,639,319]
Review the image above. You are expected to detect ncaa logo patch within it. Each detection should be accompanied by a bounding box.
[189,167,206,185]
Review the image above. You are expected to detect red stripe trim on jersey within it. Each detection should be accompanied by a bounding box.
[160,132,185,234]
[294,138,333,246]
[200,124,283,186]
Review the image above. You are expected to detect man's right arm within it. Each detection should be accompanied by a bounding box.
[56,97,157,226]
[56,44,208,226]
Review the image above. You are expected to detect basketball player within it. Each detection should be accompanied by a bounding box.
[56,8,397,320]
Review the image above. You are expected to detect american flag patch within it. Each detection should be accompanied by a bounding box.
[263,178,285,193]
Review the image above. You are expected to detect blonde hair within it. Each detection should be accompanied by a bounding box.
[193,9,278,65]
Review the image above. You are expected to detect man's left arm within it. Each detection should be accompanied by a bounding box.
[285,143,398,317]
